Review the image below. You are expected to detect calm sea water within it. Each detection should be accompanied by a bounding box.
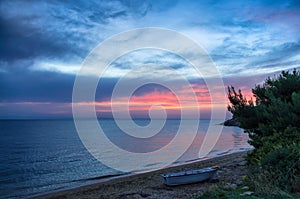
[0,119,251,198]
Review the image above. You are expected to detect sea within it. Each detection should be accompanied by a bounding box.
[0,119,252,199]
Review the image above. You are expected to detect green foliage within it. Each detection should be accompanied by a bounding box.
[227,69,300,194]
[195,186,263,199]
[227,86,258,133]
[228,69,300,161]
[227,86,254,119]
[245,169,297,199]
[247,145,300,196]
[261,145,300,191]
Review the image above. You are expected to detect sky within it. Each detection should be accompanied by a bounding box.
[1,0,300,119]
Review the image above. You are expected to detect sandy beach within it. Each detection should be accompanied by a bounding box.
[35,151,248,199]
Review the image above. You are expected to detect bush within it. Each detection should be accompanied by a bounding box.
[261,145,300,192]
[245,169,296,198]
[246,127,300,164]
[227,69,300,195]
[245,145,300,198]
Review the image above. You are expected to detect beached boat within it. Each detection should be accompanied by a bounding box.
[161,166,219,186]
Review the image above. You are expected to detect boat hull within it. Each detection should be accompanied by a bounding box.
[161,167,217,186]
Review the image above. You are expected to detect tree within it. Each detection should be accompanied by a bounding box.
[227,86,257,132]
[228,69,300,153]
[227,69,300,193]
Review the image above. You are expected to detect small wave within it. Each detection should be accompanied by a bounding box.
[217,151,230,156]
[72,172,129,183]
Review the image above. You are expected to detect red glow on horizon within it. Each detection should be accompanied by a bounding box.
[0,82,256,119]
[92,84,229,118]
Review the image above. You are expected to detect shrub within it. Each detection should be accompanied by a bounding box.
[227,69,300,195]
[261,145,300,192]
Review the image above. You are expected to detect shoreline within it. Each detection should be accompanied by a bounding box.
[34,151,249,199]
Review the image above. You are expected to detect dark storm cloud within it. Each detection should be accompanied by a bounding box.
[0,68,123,103]
[0,2,81,62]
[0,18,84,67]
[0,69,75,103]
[0,0,152,64]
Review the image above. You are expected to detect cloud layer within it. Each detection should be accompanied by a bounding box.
[1,0,300,118]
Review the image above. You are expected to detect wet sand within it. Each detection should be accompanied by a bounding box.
[35,151,248,199]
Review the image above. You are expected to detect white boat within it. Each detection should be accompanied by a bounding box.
[161,166,219,186]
